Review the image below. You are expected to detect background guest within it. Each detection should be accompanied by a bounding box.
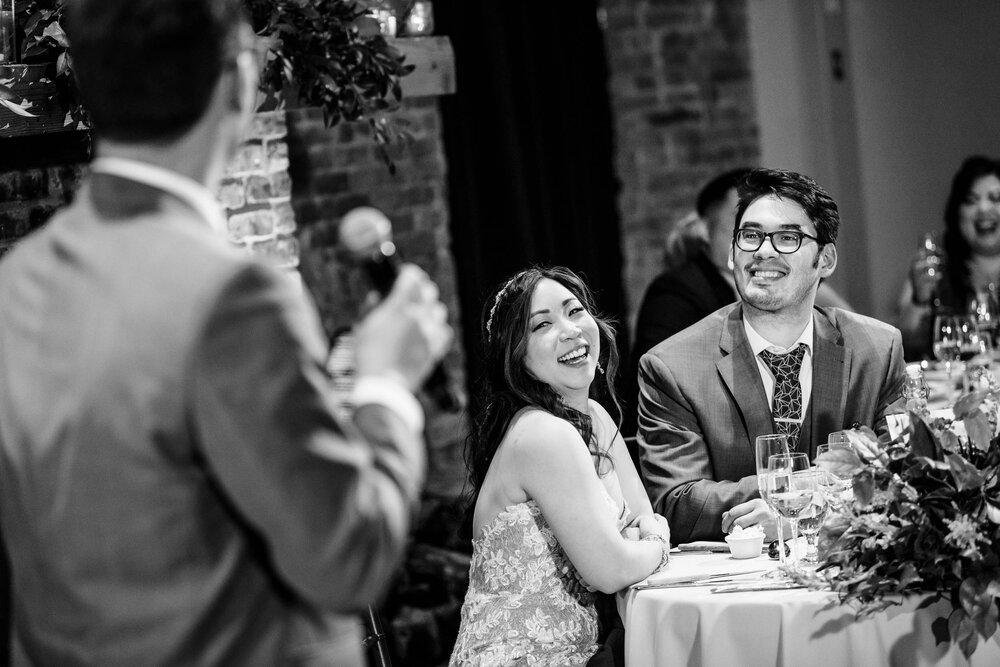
[450,266,669,666]
[896,155,1000,360]
[0,1,451,665]
[637,168,905,544]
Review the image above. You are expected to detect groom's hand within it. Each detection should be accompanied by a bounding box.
[721,498,778,541]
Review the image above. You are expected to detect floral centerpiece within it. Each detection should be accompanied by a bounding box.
[812,387,1000,659]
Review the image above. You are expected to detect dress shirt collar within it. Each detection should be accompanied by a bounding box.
[743,315,814,358]
[89,157,228,235]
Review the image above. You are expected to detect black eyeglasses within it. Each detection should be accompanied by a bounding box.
[734,228,821,254]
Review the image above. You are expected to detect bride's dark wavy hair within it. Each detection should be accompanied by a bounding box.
[464,266,622,508]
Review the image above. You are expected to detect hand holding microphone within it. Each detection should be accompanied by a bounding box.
[340,207,460,410]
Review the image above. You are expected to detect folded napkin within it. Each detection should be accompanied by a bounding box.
[676,541,730,553]
[638,550,776,588]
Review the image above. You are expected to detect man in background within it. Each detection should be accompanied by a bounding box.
[0,1,451,664]
[637,168,904,544]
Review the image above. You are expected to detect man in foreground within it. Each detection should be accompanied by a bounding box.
[0,1,451,664]
[637,168,905,544]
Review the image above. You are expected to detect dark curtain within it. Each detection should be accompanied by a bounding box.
[435,1,628,406]
[1,532,8,667]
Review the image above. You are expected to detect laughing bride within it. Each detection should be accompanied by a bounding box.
[449,266,670,667]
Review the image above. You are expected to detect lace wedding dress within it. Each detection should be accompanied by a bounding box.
[449,493,628,666]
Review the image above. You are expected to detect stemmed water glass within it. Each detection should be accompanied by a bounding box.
[795,471,828,564]
[815,435,853,512]
[766,452,813,568]
[755,434,790,564]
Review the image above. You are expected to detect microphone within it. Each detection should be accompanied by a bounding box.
[338,206,463,412]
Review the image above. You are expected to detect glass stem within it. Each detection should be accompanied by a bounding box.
[788,518,800,566]
[774,511,786,565]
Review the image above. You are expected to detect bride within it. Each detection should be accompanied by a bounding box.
[449,266,670,666]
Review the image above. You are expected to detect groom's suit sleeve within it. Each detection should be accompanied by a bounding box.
[637,350,758,544]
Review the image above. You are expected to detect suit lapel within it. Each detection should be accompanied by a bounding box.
[809,308,849,447]
[717,305,773,449]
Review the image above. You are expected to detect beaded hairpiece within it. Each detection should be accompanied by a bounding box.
[485,274,520,343]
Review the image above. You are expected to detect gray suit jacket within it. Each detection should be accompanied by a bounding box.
[0,174,423,666]
[637,303,905,544]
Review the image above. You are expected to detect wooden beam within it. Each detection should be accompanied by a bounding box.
[392,36,455,98]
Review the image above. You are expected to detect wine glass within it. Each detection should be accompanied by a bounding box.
[795,471,828,564]
[955,314,991,362]
[815,435,853,510]
[767,452,812,568]
[755,434,790,564]
[969,287,999,353]
[932,314,960,395]
[954,314,993,392]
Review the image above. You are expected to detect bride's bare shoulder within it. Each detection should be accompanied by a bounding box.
[504,408,585,458]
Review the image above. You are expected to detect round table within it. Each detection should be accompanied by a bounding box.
[618,551,1000,667]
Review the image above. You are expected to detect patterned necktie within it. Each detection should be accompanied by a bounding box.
[759,343,807,447]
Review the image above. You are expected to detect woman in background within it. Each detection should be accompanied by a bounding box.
[449,266,669,667]
[896,156,1000,359]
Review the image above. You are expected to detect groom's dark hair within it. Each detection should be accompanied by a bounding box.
[734,168,840,246]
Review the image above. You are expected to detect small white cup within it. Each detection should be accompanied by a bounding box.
[725,532,764,559]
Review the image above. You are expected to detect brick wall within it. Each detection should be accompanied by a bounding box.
[0,164,87,259]
[285,97,467,499]
[601,0,761,332]
[221,111,299,270]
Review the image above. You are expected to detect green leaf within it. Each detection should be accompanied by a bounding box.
[947,453,985,491]
[953,391,986,420]
[42,22,68,48]
[948,609,978,658]
[973,601,998,642]
[910,419,941,460]
[0,97,37,118]
[854,469,875,506]
[898,562,921,588]
[816,447,863,478]
[23,10,51,36]
[964,412,993,452]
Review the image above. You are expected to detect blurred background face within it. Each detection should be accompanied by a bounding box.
[959,174,1000,257]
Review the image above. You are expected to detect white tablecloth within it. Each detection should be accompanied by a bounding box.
[618,552,1000,667]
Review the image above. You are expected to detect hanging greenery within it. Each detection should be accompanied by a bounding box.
[245,0,414,172]
[5,0,414,169]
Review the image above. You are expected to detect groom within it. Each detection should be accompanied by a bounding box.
[636,168,905,544]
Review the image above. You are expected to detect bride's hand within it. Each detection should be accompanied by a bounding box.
[637,514,670,544]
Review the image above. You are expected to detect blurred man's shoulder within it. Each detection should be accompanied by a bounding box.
[645,304,732,359]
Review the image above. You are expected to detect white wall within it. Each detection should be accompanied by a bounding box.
[748,0,1000,323]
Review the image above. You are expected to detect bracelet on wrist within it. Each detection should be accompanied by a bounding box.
[641,533,670,572]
